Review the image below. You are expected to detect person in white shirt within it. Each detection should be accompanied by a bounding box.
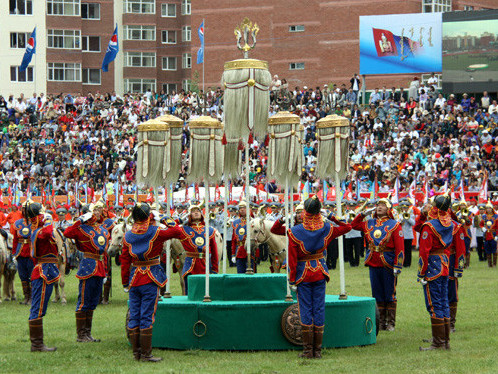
[427,73,438,89]
[434,94,446,109]
[488,100,498,115]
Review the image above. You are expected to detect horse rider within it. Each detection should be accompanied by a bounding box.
[25,201,60,352]
[63,201,109,343]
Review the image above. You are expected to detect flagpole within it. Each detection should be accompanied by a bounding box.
[202,18,205,115]
[336,174,347,300]
[165,186,172,298]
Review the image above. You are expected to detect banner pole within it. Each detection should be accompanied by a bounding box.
[204,182,211,302]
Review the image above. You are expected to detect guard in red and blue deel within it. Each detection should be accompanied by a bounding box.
[98,206,116,305]
[480,201,498,267]
[64,201,109,343]
[415,201,466,336]
[120,203,179,363]
[287,197,351,359]
[231,201,255,273]
[11,202,35,305]
[26,201,59,353]
[418,194,455,351]
[176,202,218,295]
[351,198,404,332]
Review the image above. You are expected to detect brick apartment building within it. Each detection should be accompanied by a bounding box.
[1,1,495,97]
[2,0,191,97]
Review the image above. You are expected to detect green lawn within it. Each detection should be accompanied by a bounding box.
[1,253,497,374]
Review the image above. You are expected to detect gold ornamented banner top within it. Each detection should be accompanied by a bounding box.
[234,17,260,59]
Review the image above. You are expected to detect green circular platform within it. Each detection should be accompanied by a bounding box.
[150,274,377,350]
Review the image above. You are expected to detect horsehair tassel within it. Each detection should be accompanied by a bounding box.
[142,132,148,178]
[264,134,269,147]
[222,132,227,145]
[237,139,244,151]
[248,131,254,145]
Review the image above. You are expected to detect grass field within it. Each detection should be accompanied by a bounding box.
[1,254,498,374]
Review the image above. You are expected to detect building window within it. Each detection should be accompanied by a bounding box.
[82,68,101,84]
[182,79,191,91]
[125,52,156,67]
[81,3,100,19]
[123,25,156,41]
[10,32,30,49]
[422,0,452,13]
[161,3,176,17]
[162,83,177,93]
[181,0,191,15]
[125,79,156,93]
[47,29,81,49]
[47,62,81,81]
[182,53,191,69]
[161,30,176,44]
[10,66,33,82]
[9,0,33,15]
[182,26,191,42]
[162,57,177,71]
[82,36,100,52]
[289,25,305,32]
[463,5,474,10]
[289,62,305,70]
[124,0,155,14]
[47,0,81,16]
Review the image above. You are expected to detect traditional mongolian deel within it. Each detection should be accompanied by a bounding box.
[11,218,35,304]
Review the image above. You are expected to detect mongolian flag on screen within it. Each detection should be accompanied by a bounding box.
[20,27,36,72]
[372,28,419,58]
[102,25,118,72]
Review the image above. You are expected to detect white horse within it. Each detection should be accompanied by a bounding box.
[109,220,222,296]
[0,233,17,302]
[250,218,287,273]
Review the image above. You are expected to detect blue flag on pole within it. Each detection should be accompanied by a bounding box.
[197,21,204,64]
[20,27,36,72]
[102,25,118,72]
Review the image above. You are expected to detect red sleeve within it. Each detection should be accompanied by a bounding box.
[63,220,83,240]
[330,223,352,239]
[418,225,432,278]
[120,240,132,287]
[156,225,183,242]
[210,234,219,274]
[287,230,298,285]
[351,214,366,232]
[392,225,405,269]
[11,226,18,254]
[270,220,286,235]
[414,213,427,233]
[37,224,54,239]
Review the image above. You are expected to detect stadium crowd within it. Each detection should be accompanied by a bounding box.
[1,73,498,203]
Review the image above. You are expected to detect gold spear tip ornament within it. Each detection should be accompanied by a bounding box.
[234,17,260,58]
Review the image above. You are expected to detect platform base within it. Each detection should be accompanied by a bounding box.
[152,294,377,350]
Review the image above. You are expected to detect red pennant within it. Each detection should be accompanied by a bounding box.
[237,139,244,151]
[222,133,227,145]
